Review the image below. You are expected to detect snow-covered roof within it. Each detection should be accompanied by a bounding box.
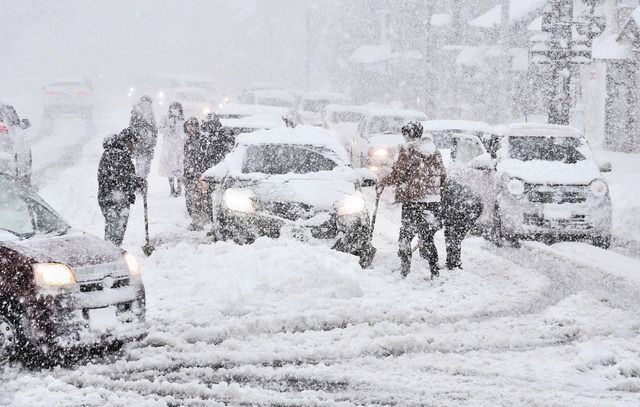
[422,119,497,134]
[364,106,427,120]
[506,123,582,137]
[236,125,347,155]
[470,0,546,29]
[217,103,290,118]
[325,104,366,114]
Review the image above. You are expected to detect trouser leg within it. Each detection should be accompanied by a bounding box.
[101,204,130,246]
[184,178,200,225]
[419,229,439,275]
[445,224,465,269]
[398,204,418,277]
[136,154,152,179]
[169,178,176,196]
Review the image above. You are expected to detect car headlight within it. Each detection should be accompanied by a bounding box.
[590,179,608,197]
[32,263,75,287]
[203,107,211,115]
[368,165,379,173]
[223,189,255,213]
[124,252,140,276]
[506,178,525,196]
[158,91,164,99]
[368,147,390,159]
[337,191,366,216]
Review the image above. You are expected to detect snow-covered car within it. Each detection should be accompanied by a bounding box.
[422,119,501,155]
[42,78,94,119]
[0,103,32,186]
[239,89,297,109]
[216,103,291,120]
[323,104,366,161]
[0,174,147,363]
[220,114,286,137]
[130,76,180,108]
[170,87,214,118]
[203,126,377,267]
[473,124,613,247]
[353,107,428,173]
[298,92,348,125]
[176,75,226,109]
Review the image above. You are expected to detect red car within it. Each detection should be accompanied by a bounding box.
[0,174,146,364]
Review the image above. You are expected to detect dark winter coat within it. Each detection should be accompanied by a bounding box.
[441,178,483,228]
[209,128,235,167]
[379,139,447,203]
[183,131,213,179]
[98,134,139,207]
[130,105,158,157]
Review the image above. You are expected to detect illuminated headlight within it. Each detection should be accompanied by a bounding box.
[506,178,525,196]
[124,252,140,276]
[218,102,224,109]
[203,107,211,115]
[158,91,164,99]
[590,179,608,197]
[129,87,135,93]
[127,92,133,97]
[337,191,366,216]
[368,147,390,159]
[368,165,379,173]
[223,189,255,213]
[32,263,75,287]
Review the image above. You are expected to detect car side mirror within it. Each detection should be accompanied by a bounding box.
[469,153,492,170]
[597,159,612,173]
[203,163,229,183]
[21,119,31,130]
[356,168,377,187]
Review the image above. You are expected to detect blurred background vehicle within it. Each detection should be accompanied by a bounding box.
[0,102,32,186]
[42,78,94,120]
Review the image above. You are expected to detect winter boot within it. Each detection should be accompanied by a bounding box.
[400,257,411,278]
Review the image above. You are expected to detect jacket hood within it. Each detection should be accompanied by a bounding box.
[405,138,437,156]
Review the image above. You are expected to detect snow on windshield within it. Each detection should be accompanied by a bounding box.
[508,136,589,163]
[242,144,337,174]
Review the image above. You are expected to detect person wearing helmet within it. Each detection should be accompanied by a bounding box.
[158,102,185,197]
[97,127,145,245]
[377,122,447,278]
[130,95,158,179]
[183,117,213,230]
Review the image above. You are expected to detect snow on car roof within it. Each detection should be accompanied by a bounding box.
[221,115,285,130]
[236,126,349,160]
[364,106,427,119]
[251,89,296,102]
[506,123,582,137]
[217,103,290,117]
[421,119,497,134]
[301,92,348,101]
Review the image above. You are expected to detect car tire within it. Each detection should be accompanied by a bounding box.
[592,235,611,249]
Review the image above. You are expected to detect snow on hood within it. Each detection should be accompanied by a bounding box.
[367,133,406,148]
[3,231,124,267]
[498,159,602,185]
[250,173,358,209]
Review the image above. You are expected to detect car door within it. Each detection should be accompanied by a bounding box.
[450,133,495,228]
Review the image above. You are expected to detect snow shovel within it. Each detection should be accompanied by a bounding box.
[369,186,384,239]
[141,186,155,256]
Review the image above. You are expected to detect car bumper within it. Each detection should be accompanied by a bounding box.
[497,194,612,238]
[24,278,147,349]
[219,208,370,254]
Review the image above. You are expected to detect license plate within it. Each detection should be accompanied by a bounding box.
[543,205,570,220]
[88,306,118,332]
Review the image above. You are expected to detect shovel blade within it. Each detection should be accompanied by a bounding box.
[142,244,155,257]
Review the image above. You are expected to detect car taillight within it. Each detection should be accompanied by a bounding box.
[77,91,89,96]
[0,122,8,133]
[46,91,58,96]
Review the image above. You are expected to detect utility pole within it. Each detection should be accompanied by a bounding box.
[498,0,511,122]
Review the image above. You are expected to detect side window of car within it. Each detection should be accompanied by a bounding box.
[455,136,484,164]
[0,193,34,236]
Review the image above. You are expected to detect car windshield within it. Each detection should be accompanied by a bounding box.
[332,111,363,124]
[242,144,337,174]
[0,176,70,239]
[508,136,588,163]
[303,100,329,113]
[256,98,292,108]
[366,116,418,135]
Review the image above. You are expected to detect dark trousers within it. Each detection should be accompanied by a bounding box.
[399,202,440,276]
[184,178,212,227]
[100,203,130,246]
[444,223,468,269]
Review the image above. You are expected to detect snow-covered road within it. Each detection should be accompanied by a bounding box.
[2,111,640,406]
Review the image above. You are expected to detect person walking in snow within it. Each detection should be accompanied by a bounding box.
[130,95,158,179]
[202,113,235,168]
[377,122,447,278]
[183,117,213,230]
[97,127,145,246]
[158,102,185,197]
[441,178,483,270]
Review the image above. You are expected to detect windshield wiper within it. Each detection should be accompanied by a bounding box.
[0,227,35,240]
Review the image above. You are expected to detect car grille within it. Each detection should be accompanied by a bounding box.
[259,201,315,221]
[523,214,592,229]
[526,185,587,204]
[79,278,130,293]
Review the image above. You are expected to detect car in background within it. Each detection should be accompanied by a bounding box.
[203,126,377,267]
[0,103,32,186]
[170,87,213,118]
[0,174,146,364]
[217,103,291,120]
[220,114,286,138]
[468,124,613,248]
[298,92,348,125]
[323,104,366,161]
[42,79,94,119]
[353,107,427,173]
[422,119,502,156]
[239,89,297,109]
[176,75,226,109]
